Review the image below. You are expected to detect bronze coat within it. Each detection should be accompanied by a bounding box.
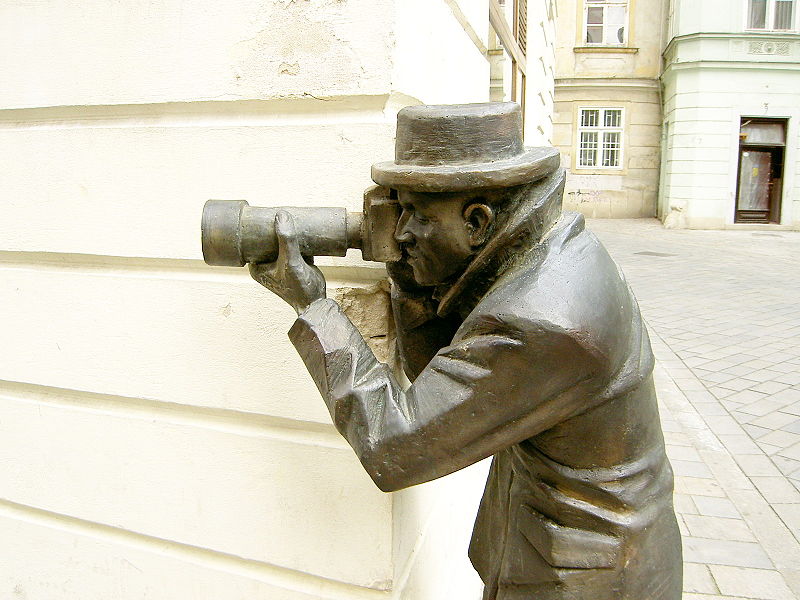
[288,172,681,599]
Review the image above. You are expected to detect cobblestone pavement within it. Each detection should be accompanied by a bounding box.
[590,218,800,600]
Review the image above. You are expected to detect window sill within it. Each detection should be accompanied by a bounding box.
[574,46,639,54]
[572,167,626,175]
[744,28,798,34]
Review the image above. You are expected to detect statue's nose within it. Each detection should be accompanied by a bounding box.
[394,216,414,244]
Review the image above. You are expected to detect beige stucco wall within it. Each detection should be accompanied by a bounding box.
[553,0,667,218]
[0,1,556,598]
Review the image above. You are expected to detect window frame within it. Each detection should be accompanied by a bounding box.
[745,0,798,31]
[575,107,626,170]
[583,0,629,46]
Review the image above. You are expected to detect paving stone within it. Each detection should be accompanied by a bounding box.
[709,565,794,599]
[774,371,800,386]
[737,398,789,417]
[682,537,773,568]
[674,493,699,515]
[710,386,738,399]
[682,595,751,600]
[740,359,775,370]
[672,459,714,479]
[694,402,732,417]
[721,365,756,377]
[682,514,756,542]
[676,478,727,498]
[677,513,690,536]
[750,476,800,503]
[734,455,782,477]
[692,496,740,518]
[742,424,772,439]
[667,445,703,462]
[772,388,800,403]
[751,412,800,430]
[778,441,800,461]
[719,378,761,392]
[685,389,720,402]
[749,380,792,394]
[781,419,800,435]
[780,401,800,417]
[743,369,785,384]
[683,563,719,595]
[772,455,800,476]
[702,372,738,385]
[718,434,764,455]
[705,360,739,372]
[757,442,782,456]
[704,415,746,436]
[758,430,800,449]
[676,378,710,392]
[664,430,693,446]
[770,362,800,374]
[772,504,800,534]
[730,411,759,425]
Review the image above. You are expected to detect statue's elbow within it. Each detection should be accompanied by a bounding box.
[360,450,418,493]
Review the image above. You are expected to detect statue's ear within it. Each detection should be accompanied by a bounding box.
[463,203,494,248]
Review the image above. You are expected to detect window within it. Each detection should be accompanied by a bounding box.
[747,0,796,30]
[577,108,624,168]
[584,0,627,45]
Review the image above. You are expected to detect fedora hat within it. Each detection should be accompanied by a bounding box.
[371,102,559,192]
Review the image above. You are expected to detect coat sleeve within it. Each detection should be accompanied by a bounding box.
[288,298,607,492]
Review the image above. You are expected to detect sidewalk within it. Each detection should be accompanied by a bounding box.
[590,218,800,600]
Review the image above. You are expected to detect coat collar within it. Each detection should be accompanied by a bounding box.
[434,169,567,318]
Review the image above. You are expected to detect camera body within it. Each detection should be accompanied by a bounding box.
[202,186,401,267]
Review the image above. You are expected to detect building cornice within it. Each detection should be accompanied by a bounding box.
[555,78,660,89]
[663,31,800,58]
[662,60,800,75]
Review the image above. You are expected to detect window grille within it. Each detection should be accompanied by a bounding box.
[577,108,624,169]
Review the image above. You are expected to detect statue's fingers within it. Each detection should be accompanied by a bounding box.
[275,211,304,267]
[249,261,279,286]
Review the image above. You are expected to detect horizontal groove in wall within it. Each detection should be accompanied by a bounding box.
[0,378,347,450]
[0,95,395,131]
[0,251,387,284]
[0,497,390,599]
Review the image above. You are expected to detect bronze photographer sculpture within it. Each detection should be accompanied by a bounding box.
[202,102,682,600]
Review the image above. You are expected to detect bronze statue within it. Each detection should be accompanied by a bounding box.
[203,102,682,599]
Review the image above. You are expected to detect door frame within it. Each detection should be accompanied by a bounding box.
[735,117,787,224]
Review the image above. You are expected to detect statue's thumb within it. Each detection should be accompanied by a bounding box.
[275,211,301,265]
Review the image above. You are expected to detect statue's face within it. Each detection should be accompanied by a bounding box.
[395,190,490,286]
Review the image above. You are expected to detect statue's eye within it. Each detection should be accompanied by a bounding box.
[413,213,431,224]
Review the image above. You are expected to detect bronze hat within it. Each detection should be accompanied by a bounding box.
[371,102,559,192]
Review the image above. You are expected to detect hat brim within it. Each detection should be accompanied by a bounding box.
[371,146,560,192]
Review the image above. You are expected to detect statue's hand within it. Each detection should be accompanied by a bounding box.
[249,211,326,315]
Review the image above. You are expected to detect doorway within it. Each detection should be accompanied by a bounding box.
[735,118,787,224]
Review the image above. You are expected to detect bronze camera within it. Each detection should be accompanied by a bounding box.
[201,186,401,266]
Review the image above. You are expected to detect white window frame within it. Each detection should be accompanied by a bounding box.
[576,107,625,170]
[745,0,798,31]
[583,0,629,46]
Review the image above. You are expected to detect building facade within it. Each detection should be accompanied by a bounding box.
[660,0,800,229]
[0,1,555,599]
[553,0,669,218]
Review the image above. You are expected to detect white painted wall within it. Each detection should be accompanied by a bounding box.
[661,5,800,229]
[0,1,555,598]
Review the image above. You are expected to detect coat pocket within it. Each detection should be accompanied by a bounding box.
[517,505,621,569]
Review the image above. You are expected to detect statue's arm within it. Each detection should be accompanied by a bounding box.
[289,299,605,492]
